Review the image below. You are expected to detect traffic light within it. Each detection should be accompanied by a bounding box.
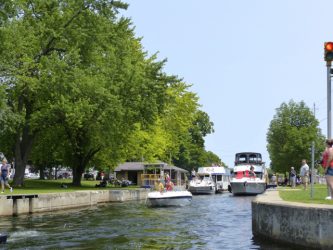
[324,42,333,62]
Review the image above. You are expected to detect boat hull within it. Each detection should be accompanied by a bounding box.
[230,181,266,195]
[147,191,192,207]
[188,185,216,194]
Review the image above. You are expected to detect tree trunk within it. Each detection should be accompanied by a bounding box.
[39,165,45,180]
[70,147,101,186]
[13,157,26,187]
[12,129,34,187]
[72,164,85,186]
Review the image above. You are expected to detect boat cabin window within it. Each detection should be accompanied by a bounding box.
[236,153,262,164]
[238,154,247,163]
[216,175,222,181]
[255,172,263,179]
[249,154,262,163]
[202,174,210,180]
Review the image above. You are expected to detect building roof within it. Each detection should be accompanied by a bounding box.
[114,162,188,173]
[164,165,188,173]
[114,162,145,171]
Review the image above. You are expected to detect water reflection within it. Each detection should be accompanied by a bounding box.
[0,193,304,249]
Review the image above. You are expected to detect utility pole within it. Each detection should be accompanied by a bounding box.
[310,104,316,199]
[311,141,315,199]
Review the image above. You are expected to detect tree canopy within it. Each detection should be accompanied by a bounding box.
[0,0,219,186]
[266,100,325,174]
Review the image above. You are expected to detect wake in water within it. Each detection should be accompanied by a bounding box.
[6,230,44,243]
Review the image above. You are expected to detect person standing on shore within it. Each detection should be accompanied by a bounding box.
[0,159,13,193]
[290,167,297,188]
[299,159,309,190]
[321,139,333,200]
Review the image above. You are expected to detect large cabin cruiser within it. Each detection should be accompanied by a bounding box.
[188,166,230,194]
[229,152,267,195]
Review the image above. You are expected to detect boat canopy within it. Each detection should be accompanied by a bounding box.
[197,166,229,175]
[235,152,263,166]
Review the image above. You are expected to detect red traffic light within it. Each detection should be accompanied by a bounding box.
[325,42,333,51]
[325,42,333,62]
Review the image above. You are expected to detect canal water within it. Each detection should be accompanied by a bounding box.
[1,193,303,249]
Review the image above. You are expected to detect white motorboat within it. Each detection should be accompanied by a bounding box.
[230,152,267,195]
[188,169,216,194]
[147,190,192,207]
[202,166,231,193]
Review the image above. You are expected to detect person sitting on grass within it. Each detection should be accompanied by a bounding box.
[95,178,107,188]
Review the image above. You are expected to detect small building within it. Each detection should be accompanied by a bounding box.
[114,162,188,188]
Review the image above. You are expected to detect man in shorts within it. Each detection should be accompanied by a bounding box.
[299,159,309,190]
[1,159,13,193]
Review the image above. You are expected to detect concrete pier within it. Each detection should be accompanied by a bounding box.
[252,190,333,249]
[0,189,150,216]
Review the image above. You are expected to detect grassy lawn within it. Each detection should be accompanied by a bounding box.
[0,179,139,195]
[279,184,333,205]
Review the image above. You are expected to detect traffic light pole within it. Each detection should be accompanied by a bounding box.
[327,62,332,198]
[327,62,331,139]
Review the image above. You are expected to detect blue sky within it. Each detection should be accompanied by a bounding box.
[121,0,332,167]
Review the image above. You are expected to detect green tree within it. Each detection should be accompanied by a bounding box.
[0,0,174,186]
[122,81,216,171]
[0,0,131,186]
[267,100,325,174]
[204,151,224,167]
[171,109,214,171]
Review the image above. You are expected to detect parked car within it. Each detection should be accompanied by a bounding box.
[83,172,95,180]
[25,172,40,179]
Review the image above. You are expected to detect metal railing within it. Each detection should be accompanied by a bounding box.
[141,174,160,188]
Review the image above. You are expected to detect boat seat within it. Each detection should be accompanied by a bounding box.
[236,172,243,179]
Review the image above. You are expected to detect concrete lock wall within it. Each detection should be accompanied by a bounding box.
[0,196,13,216]
[252,190,333,249]
[0,189,150,216]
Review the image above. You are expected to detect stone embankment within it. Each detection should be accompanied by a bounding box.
[0,189,150,216]
[252,189,333,249]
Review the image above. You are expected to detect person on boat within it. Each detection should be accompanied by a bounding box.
[166,180,174,191]
[158,179,164,193]
[249,166,256,178]
[165,173,171,183]
[191,169,196,180]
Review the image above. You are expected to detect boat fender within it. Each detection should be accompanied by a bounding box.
[243,181,247,187]
[228,185,232,193]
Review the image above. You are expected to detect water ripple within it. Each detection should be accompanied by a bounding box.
[0,193,301,249]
